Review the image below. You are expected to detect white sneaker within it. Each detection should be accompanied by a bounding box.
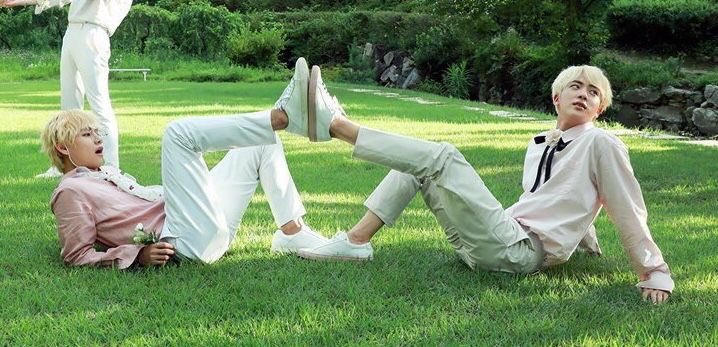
[297,231,373,261]
[35,166,62,179]
[270,227,328,254]
[307,65,346,142]
[275,57,310,137]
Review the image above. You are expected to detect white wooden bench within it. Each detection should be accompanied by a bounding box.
[109,68,151,81]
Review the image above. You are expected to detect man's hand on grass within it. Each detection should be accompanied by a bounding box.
[138,242,175,267]
[641,287,669,305]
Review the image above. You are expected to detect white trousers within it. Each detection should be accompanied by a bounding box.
[355,127,544,273]
[61,23,120,167]
[159,111,306,263]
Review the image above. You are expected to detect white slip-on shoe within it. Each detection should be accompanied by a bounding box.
[307,65,346,142]
[297,231,373,261]
[35,166,62,179]
[275,57,310,137]
[270,226,328,254]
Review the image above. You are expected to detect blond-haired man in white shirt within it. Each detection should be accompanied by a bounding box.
[282,63,673,304]
[1,0,131,177]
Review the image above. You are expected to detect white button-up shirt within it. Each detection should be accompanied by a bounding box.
[35,0,132,36]
[506,122,674,292]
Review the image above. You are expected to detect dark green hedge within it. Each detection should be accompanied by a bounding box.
[607,0,718,54]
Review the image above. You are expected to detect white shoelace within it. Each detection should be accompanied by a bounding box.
[274,77,296,109]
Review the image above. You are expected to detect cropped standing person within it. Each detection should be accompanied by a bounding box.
[1,0,131,176]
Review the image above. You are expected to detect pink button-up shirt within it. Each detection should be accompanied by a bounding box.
[506,122,674,292]
[50,167,165,269]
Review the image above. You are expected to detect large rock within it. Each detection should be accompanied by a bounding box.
[401,57,414,74]
[620,88,661,104]
[640,105,684,124]
[401,68,421,89]
[663,86,704,106]
[692,108,718,136]
[383,51,394,66]
[705,85,718,107]
[613,103,641,127]
[380,65,398,83]
[362,43,374,58]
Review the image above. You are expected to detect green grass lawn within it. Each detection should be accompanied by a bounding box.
[1,79,716,345]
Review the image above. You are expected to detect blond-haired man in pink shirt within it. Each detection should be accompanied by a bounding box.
[42,58,328,268]
[290,64,673,304]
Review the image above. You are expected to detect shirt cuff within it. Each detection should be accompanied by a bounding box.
[636,271,674,293]
[113,245,144,269]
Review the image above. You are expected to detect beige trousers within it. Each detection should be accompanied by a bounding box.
[355,127,543,273]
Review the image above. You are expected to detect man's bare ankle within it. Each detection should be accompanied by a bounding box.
[347,232,369,245]
[280,220,301,235]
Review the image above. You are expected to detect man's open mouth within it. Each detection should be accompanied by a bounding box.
[95,147,104,154]
[572,102,587,110]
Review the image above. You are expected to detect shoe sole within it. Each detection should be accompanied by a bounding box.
[297,249,373,262]
[296,58,310,138]
[307,65,320,142]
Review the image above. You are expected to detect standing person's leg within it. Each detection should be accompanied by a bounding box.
[60,28,85,110]
[37,28,84,178]
[73,25,120,168]
[208,133,327,253]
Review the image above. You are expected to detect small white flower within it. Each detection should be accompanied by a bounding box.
[135,223,144,231]
[545,128,563,147]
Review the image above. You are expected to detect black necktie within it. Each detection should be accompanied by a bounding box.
[529,135,572,193]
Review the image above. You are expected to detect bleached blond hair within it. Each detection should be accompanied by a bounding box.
[40,110,98,172]
[551,65,613,112]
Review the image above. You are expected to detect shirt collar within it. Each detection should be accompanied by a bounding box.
[557,122,594,142]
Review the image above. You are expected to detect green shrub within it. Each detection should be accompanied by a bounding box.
[590,52,685,91]
[443,61,471,99]
[513,45,568,109]
[413,24,470,80]
[416,79,445,96]
[473,28,528,105]
[241,10,437,66]
[334,43,374,84]
[113,4,176,53]
[227,25,285,67]
[607,0,718,55]
[174,2,238,57]
[0,7,66,50]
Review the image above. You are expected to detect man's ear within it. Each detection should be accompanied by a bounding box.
[552,94,560,106]
[55,143,69,156]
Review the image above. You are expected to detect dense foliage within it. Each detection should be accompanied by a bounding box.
[607,0,718,56]
[0,0,715,110]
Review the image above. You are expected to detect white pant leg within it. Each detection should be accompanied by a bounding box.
[60,30,84,110]
[160,111,277,263]
[353,127,541,273]
[65,25,120,168]
[208,133,306,243]
[256,133,306,227]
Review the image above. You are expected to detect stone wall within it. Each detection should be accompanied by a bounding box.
[612,85,718,137]
[363,43,422,89]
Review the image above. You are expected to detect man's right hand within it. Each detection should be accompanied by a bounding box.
[0,0,37,7]
[138,242,175,267]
